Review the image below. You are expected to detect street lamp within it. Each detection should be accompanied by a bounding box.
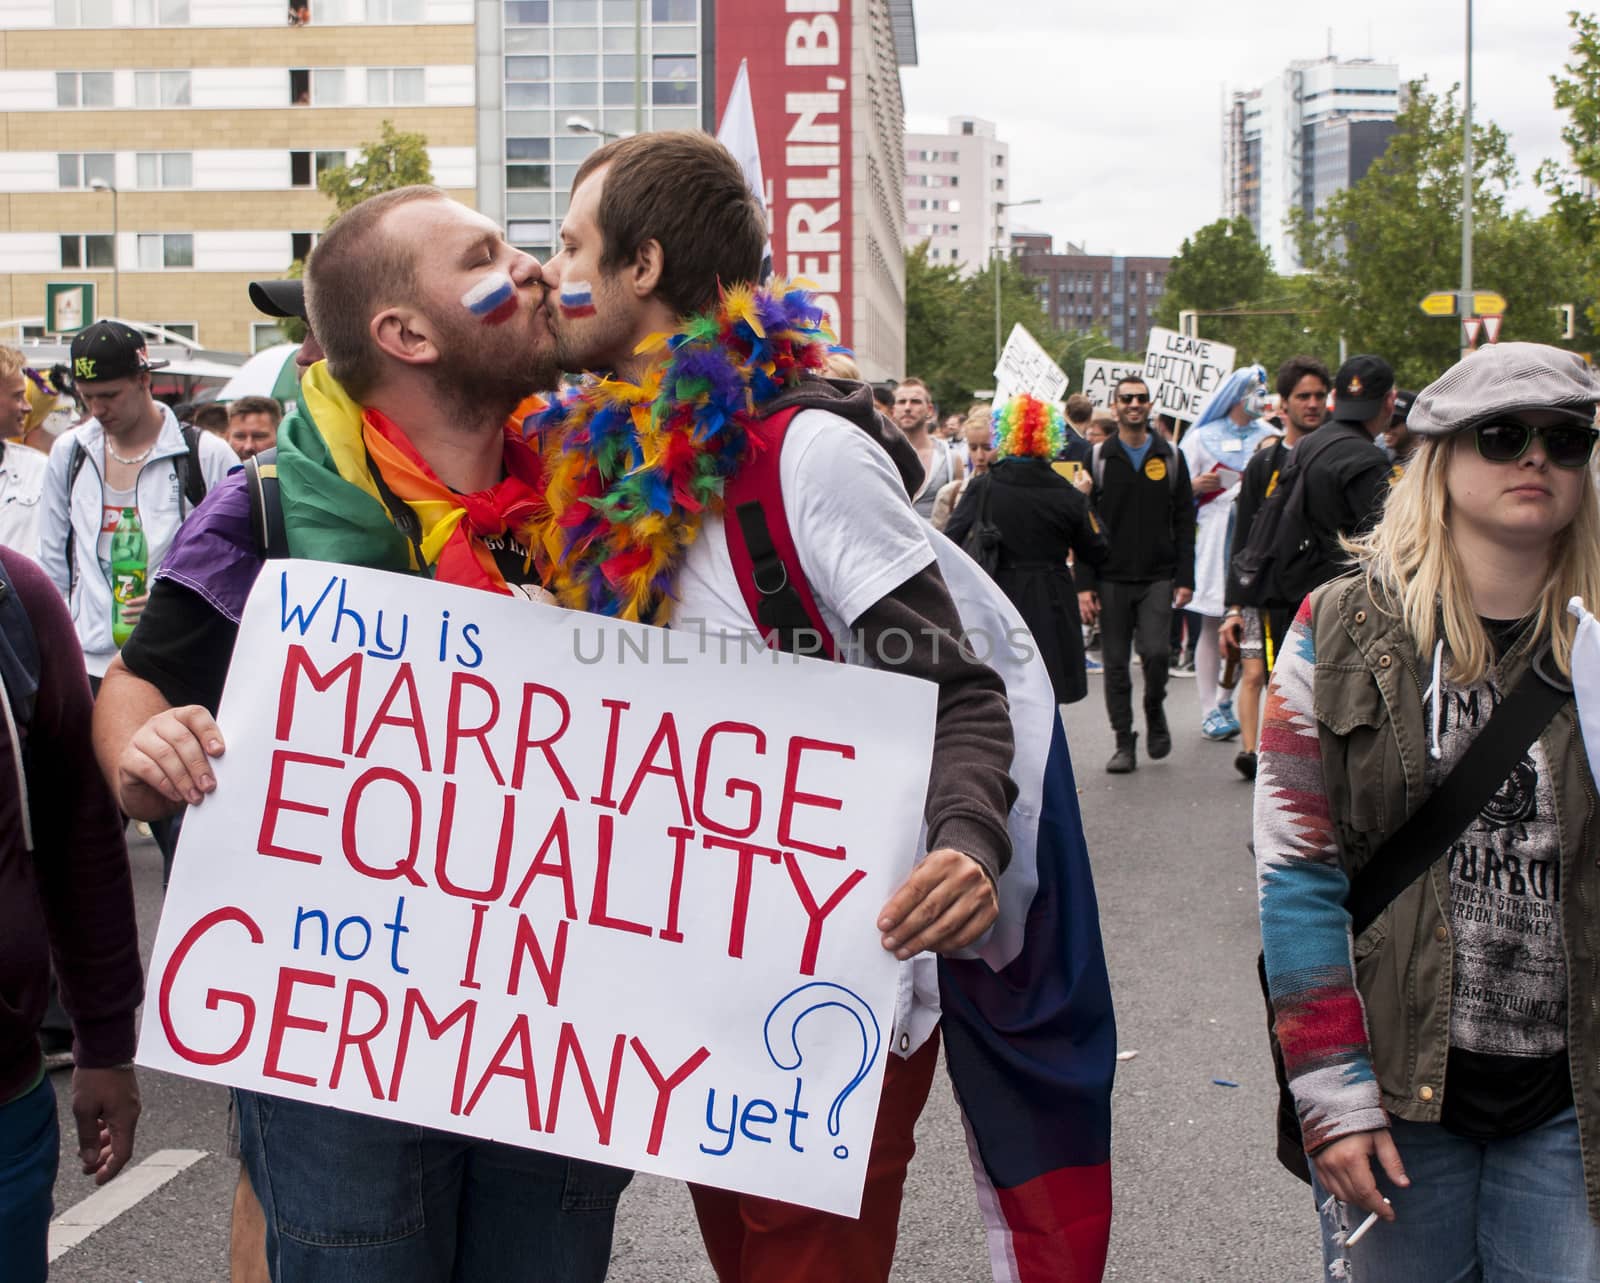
[566,116,626,141]
[992,197,1041,368]
[88,176,119,319]
[1459,0,1475,360]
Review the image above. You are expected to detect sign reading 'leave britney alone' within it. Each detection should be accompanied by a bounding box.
[138,561,936,1216]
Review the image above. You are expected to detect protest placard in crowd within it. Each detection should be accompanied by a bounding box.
[1141,326,1236,421]
[994,324,1069,403]
[1081,359,1148,409]
[138,561,936,1216]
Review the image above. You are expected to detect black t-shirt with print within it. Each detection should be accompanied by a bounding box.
[1438,615,1573,1142]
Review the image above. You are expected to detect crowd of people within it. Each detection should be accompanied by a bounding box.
[1,125,1599,1283]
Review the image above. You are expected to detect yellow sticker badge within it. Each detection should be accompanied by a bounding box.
[1144,456,1167,482]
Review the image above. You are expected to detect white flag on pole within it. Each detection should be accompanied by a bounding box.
[1568,597,1600,792]
[716,59,773,283]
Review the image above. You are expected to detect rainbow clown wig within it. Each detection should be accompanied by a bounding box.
[991,393,1067,460]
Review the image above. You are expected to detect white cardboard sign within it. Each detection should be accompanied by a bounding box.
[1141,326,1237,421]
[1080,359,1148,409]
[993,324,1069,404]
[137,561,936,1217]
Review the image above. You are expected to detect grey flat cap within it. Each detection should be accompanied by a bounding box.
[1409,341,1600,437]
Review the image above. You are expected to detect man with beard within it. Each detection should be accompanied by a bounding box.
[527,131,1019,1283]
[1219,354,1330,779]
[89,187,631,1283]
[892,376,964,521]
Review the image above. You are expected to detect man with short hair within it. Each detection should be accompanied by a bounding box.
[224,395,281,460]
[893,376,964,520]
[1220,354,1330,780]
[534,129,1016,1283]
[36,321,236,683]
[1078,375,1195,773]
[1060,393,1094,466]
[190,403,230,437]
[0,346,47,557]
[92,187,628,1283]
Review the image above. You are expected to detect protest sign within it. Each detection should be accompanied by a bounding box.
[1081,358,1147,409]
[1142,326,1236,421]
[993,324,1069,403]
[138,561,937,1217]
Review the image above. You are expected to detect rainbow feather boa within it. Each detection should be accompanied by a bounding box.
[991,393,1066,460]
[524,281,832,623]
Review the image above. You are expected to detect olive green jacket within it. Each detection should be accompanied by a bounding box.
[1308,573,1600,1219]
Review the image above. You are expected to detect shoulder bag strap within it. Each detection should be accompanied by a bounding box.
[723,406,838,661]
[1346,662,1570,935]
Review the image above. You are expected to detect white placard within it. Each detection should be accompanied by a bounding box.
[1141,326,1237,422]
[993,324,1069,404]
[138,561,936,1217]
[1080,359,1147,409]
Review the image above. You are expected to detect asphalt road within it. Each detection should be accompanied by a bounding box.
[48,673,1322,1282]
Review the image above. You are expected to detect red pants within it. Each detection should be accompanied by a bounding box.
[689,1027,941,1283]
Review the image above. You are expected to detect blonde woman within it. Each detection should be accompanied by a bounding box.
[1255,343,1600,1280]
[930,403,991,530]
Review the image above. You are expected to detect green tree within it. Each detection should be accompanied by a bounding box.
[1538,10,1600,339]
[1296,80,1579,387]
[904,242,1130,413]
[279,121,435,341]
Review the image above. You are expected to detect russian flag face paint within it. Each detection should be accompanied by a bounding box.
[559,281,597,318]
[461,271,519,326]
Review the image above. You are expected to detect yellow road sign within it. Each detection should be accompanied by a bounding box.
[1419,291,1458,317]
[1472,291,1507,316]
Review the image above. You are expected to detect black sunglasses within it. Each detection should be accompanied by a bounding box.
[1117,393,1150,405]
[1473,419,1599,470]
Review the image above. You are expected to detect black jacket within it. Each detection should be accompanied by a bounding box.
[1286,419,1391,595]
[1077,432,1194,591]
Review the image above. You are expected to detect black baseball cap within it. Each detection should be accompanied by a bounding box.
[68,320,169,384]
[1391,389,1416,427]
[1331,355,1396,422]
[249,278,306,321]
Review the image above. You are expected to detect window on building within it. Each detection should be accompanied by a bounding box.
[993,177,1004,191]
[291,232,317,261]
[311,69,347,105]
[252,322,286,353]
[136,152,193,188]
[507,83,551,107]
[508,220,553,247]
[652,54,695,105]
[60,234,115,269]
[367,67,425,105]
[145,321,197,342]
[506,55,551,80]
[137,233,194,270]
[289,69,311,104]
[290,151,343,187]
[506,164,552,189]
[651,0,695,19]
[56,72,115,108]
[506,137,552,163]
[55,0,114,23]
[134,71,192,107]
[961,120,974,135]
[57,153,115,189]
[506,0,550,21]
[555,54,599,78]
[381,0,426,17]
[132,0,191,21]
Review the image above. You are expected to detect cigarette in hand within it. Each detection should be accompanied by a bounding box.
[1344,1199,1391,1248]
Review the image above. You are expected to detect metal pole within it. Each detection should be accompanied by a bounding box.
[634,0,644,134]
[994,237,1002,369]
[111,187,120,319]
[1459,0,1473,361]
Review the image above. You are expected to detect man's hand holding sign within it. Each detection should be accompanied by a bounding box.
[129,561,940,1215]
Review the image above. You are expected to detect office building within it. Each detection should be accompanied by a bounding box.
[1224,56,1399,271]
[1013,234,1171,354]
[0,0,476,353]
[903,115,1008,276]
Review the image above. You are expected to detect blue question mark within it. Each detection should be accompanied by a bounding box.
[763,982,882,1159]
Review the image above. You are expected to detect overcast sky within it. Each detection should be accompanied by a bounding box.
[901,0,1584,260]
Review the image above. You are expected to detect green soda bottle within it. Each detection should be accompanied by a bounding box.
[110,507,147,647]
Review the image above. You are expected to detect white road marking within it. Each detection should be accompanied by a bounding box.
[48,1148,209,1261]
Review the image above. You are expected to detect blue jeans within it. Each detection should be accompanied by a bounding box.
[1312,1107,1600,1282]
[0,1077,59,1283]
[236,1089,631,1282]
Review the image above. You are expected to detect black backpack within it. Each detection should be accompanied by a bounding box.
[1229,433,1337,610]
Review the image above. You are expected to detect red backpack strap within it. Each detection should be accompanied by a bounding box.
[723,406,839,661]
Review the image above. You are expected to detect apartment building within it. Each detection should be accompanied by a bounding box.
[0,0,475,353]
[903,115,1008,276]
[1014,235,1171,355]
